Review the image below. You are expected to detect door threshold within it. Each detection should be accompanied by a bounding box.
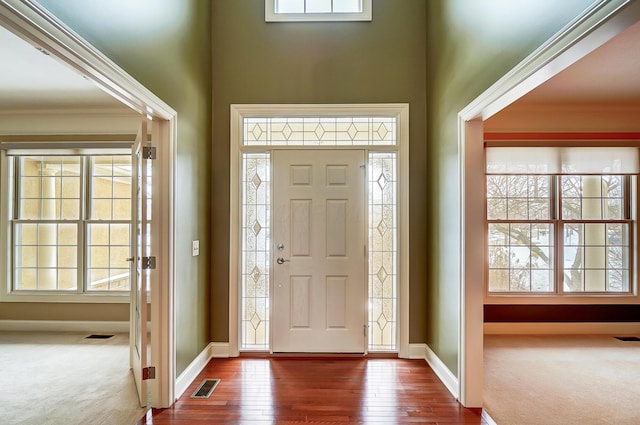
[239,351,398,359]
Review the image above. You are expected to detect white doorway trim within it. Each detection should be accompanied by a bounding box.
[457,0,640,407]
[0,0,177,408]
[229,103,410,358]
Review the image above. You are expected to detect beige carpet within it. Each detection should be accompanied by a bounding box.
[484,334,640,425]
[0,331,147,425]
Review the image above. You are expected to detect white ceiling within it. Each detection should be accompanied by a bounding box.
[0,24,128,111]
[0,16,639,111]
[509,19,640,106]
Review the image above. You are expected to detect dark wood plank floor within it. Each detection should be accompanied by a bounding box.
[139,357,492,424]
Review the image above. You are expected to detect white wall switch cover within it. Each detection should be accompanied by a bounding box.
[192,240,200,256]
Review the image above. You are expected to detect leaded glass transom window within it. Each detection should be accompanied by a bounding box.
[243,117,396,146]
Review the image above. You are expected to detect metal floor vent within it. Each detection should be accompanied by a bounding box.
[615,336,640,341]
[191,379,220,399]
[85,334,114,339]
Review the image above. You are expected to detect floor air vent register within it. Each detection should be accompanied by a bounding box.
[614,336,640,341]
[191,379,220,399]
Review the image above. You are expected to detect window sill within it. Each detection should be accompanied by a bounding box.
[0,291,131,304]
[485,293,640,305]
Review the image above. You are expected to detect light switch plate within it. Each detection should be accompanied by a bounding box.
[192,240,200,256]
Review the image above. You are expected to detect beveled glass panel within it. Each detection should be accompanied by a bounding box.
[368,152,397,351]
[244,117,396,146]
[241,152,271,350]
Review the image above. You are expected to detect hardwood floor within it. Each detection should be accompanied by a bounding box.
[139,357,492,424]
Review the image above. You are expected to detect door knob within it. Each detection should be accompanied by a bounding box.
[276,257,290,264]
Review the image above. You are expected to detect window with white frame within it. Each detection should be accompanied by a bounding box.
[7,153,132,294]
[265,0,371,22]
[486,146,638,294]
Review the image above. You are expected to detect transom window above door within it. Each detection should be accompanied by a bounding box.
[265,0,372,22]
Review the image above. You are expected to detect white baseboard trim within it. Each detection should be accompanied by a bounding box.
[408,343,459,399]
[0,320,129,333]
[175,343,214,400]
[484,322,640,335]
[210,342,230,358]
[175,342,230,400]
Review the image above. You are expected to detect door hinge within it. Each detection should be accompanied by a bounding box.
[143,146,156,160]
[143,366,156,380]
[142,256,156,270]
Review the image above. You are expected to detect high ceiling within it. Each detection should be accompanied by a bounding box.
[0,24,128,111]
[0,16,639,111]
[504,19,640,106]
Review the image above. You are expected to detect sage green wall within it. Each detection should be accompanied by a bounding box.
[37,0,212,375]
[426,0,596,373]
[211,0,428,342]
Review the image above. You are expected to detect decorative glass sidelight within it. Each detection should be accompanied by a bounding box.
[241,153,271,349]
[368,152,397,350]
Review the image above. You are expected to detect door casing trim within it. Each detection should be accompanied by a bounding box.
[229,103,409,358]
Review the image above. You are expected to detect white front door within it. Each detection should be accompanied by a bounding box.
[272,150,366,353]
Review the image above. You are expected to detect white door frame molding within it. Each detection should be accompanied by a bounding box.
[457,0,640,407]
[229,103,410,358]
[0,0,177,408]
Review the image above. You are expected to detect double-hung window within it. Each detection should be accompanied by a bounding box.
[486,146,638,295]
[2,147,133,298]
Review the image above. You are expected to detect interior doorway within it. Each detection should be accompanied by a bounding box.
[0,0,177,408]
[457,0,640,407]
